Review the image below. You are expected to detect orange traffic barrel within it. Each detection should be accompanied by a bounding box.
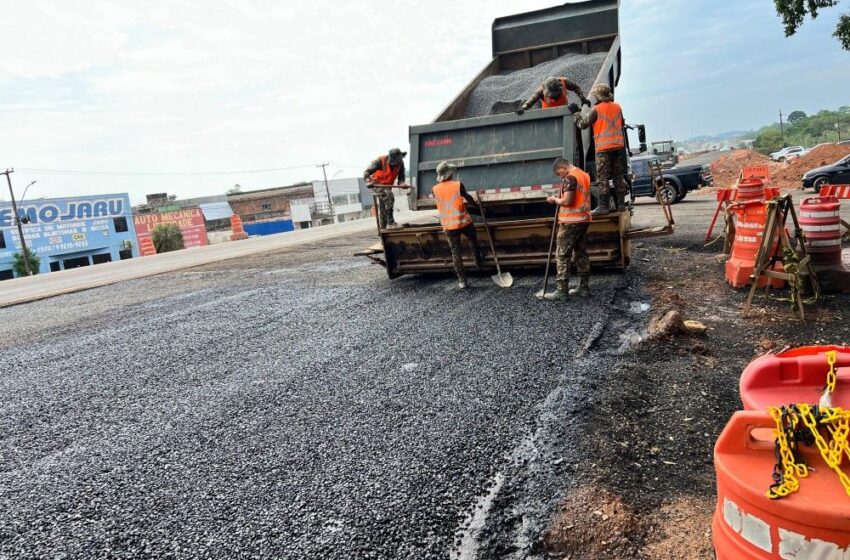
[737,178,765,201]
[713,410,850,559]
[739,346,850,410]
[725,201,784,288]
[800,196,843,266]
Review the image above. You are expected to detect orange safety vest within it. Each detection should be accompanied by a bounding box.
[558,168,592,224]
[541,78,568,109]
[370,155,401,185]
[432,180,473,231]
[592,101,625,152]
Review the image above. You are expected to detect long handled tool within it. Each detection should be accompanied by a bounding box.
[477,196,513,288]
[535,201,561,299]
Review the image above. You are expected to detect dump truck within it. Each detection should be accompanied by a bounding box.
[359,0,673,279]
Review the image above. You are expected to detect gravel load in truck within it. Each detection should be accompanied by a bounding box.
[463,51,609,118]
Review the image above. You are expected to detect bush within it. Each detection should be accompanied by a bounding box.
[12,248,40,277]
[151,223,185,253]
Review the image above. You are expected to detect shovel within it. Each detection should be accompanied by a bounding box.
[477,196,513,288]
[535,204,561,299]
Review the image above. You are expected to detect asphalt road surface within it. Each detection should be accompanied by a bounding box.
[2,193,844,559]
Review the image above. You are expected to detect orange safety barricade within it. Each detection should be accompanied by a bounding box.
[713,411,850,559]
[139,236,156,257]
[820,184,850,199]
[801,196,843,266]
[230,214,249,241]
[739,346,850,410]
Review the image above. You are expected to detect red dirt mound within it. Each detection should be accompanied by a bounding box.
[772,144,850,190]
[709,150,777,190]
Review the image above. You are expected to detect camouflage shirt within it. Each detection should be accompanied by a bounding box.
[363,157,406,184]
[521,78,588,111]
[573,107,598,130]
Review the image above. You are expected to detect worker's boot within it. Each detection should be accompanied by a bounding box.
[457,275,469,289]
[544,283,569,301]
[614,192,627,213]
[569,277,590,297]
[591,193,612,217]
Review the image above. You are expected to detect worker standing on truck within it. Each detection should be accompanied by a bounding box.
[432,161,483,290]
[544,158,592,301]
[364,148,406,229]
[516,76,590,115]
[570,83,627,215]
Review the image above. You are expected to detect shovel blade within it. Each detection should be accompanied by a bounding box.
[491,271,514,288]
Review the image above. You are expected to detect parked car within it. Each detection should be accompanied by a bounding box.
[801,153,850,192]
[770,146,806,162]
[630,155,713,204]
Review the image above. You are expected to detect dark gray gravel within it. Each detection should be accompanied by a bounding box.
[464,52,608,118]
[0,246,634,559]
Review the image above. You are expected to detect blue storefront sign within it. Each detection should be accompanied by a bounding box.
[0,194,139,279]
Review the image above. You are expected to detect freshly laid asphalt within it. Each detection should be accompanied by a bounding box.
[0,229,637,559]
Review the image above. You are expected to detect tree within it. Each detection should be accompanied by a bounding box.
[787,110,807,124]
[151,223,185,253]
[754,128,784,155]
[12,248,40,277]
[774,0,850,50]
[227,184,242,195]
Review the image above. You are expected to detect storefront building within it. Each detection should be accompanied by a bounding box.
[0,194,139,279]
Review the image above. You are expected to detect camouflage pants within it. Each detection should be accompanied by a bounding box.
[595,148,628,196]
[375,190,395,228]
[556,222,590,291]
[446,225,484,282]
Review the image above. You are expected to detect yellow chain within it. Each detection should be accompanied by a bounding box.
[826,350,838,395]
[797,403,850,496]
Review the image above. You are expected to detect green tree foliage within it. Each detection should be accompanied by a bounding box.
[754,106,849,153]
[755,128,784,154]
[774,0,850,50]
[787,110,807,123]
[12,248,40,277]
[152,223,185,253]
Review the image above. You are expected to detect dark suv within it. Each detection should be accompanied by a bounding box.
[630,155,713,204]
[802,154,850,192]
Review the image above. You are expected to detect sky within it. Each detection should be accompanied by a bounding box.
[1,0,848,203]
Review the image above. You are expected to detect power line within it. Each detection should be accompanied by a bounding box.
[14,163,329,177]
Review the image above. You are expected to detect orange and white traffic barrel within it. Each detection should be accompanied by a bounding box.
[800,196,843,266]
[725,201,784,288]
[713,411,850,559]
[737,178,766,202]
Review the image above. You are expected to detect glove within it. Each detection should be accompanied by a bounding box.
[567,103,580,114]
[516,107,525,116]
[581,98,591,107]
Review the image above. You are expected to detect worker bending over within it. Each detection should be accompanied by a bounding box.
[516,76,590,115]
[544,157,592,301]
[571,83,627,215]
[432,161,483,290]
[364,147,406,229]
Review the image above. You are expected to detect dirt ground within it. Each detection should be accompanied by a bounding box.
[540,194,850,559]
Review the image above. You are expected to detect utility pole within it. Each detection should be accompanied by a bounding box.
[779,109,786,148]
[317,163,336,221]
[2,169,33,276]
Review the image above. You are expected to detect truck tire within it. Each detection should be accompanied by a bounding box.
[675,189,688,202]
[658,181,679,205]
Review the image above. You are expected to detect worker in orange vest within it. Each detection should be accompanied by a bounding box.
[432,161,483,289]
[516,76,590,115]
[544,157,593,301]
[364,147,406,229]
[571,83,628,215]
